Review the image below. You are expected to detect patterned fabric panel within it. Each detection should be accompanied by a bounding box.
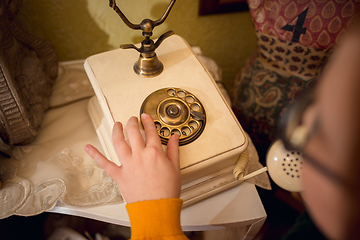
[247,0,360,49]
[256,31,330,79]
[233,1,359,159]
[233,51,316,153]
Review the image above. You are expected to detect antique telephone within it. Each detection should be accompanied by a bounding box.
[85,0,249,205]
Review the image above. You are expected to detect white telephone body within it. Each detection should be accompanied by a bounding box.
[85,0,248,205]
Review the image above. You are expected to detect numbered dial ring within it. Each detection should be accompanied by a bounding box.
[140,88,206,146]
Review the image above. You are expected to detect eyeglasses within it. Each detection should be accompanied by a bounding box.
[277,84,346,186]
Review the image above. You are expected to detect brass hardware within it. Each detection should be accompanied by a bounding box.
[109,0,176,77]
[133,51,163,77]
[140,88,206,146]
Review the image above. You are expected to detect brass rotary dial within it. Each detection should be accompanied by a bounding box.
[140,88,206,146]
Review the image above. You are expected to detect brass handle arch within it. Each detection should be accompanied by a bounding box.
[109,0,176,35]
[109,0,177,77]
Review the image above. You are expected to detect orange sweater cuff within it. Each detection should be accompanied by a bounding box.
[126,198,185,239]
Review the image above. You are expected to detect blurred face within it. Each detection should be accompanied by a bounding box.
[300,29,360,239]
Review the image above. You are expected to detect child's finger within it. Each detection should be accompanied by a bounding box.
[166,134,180,170]
[141,113,162,149]
[112,122,131,162]
[126,116,146,153]
[85,144,121,180]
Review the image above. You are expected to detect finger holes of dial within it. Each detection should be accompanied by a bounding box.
[191,103,200,111]
[189,121,198,130]
[154,121,161,130]
[185,96,195,104]
[160,127,170,137]
[181,126,191,136]
[167,89,176,96]
[171,129,181,136]
[177,91,186,98]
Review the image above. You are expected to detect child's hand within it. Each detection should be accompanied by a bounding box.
[85,113,181,204]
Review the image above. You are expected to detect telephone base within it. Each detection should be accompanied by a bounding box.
[85,34,249,205]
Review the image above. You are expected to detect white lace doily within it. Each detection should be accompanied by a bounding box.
[0,60,123,218]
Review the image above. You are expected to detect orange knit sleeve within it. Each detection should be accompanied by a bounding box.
[126,198,189,240]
